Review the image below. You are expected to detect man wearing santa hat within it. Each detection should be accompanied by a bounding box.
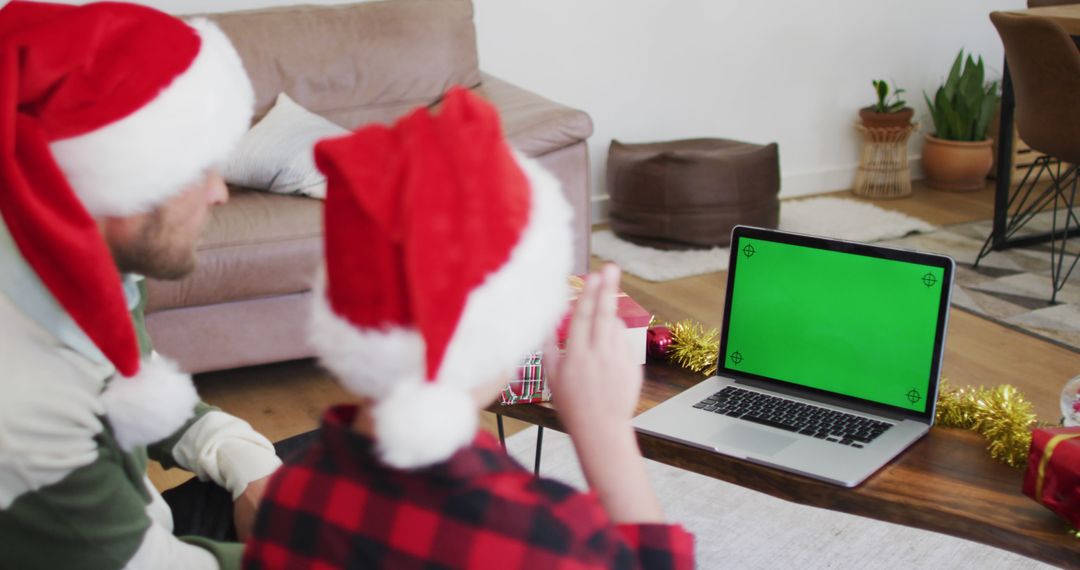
[0,2,281,568]
[243,87,694,569]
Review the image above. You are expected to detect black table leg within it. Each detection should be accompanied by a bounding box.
[991,58,1015,254]
[534,426,544,475]
[496,413,545,474]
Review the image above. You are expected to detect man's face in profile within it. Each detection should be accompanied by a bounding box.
[102,171,228,280]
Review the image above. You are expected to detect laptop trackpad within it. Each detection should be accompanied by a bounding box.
[714,424,796,457]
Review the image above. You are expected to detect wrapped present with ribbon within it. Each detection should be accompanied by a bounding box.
[498,352,548,405]
[1023,426,1080,527]
[556,275,651,365]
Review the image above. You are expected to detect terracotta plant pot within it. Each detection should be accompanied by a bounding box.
[921,135,993,192]
[859,107,914,130]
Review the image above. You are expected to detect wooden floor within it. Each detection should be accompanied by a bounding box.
[148,179,1073,490]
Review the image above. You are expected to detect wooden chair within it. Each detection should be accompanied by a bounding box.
[983,11,1080,303]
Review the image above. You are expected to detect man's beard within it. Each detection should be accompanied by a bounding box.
[110,209,198,280]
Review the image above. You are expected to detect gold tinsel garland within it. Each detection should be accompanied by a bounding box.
[934,379,1038,468]
[667,319,719,377]
[658,320,1041,468]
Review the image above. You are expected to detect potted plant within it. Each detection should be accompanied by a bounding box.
[922,50,1001,191]
[860,80,914,129]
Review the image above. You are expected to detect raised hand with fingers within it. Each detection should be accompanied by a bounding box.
[544,264,663,524]
[546,264,643,434]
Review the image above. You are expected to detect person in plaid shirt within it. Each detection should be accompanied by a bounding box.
[243,88,694,569]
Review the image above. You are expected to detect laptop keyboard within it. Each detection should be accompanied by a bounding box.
[693,386,893,449]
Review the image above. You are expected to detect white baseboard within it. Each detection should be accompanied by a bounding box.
[779,167,858,199]
[590,194,611,224]
[780,157,924,199]
[590,158,923,224]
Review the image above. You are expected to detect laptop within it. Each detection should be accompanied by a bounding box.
[632,226,955,487]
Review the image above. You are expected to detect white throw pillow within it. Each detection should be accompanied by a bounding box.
[223,92,347,199]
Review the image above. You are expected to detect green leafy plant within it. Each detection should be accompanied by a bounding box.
[924,50,1001,141]
[871,80,907,113]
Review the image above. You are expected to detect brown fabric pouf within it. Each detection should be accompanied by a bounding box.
[607,138,780,250]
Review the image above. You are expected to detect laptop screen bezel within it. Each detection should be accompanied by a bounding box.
[719,225,954,423]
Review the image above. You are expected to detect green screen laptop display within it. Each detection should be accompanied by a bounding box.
[722,234,948,414]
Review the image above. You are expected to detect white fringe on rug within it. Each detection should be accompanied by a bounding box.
[592,197,936,282]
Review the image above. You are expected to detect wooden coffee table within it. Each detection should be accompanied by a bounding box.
[493,304,1080,567]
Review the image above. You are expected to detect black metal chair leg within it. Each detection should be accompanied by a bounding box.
[977,156,1053,266]
[977,155,1080,303]
[496,414,506,448]
[1049,169,1079,304]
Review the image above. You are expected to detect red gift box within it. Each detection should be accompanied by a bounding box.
[555,275,651,365]
[1023,426,1080,527]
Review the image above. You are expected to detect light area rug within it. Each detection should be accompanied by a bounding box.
[504,427,1048,569]
[879,210,1080,353]
[592,197,935,282]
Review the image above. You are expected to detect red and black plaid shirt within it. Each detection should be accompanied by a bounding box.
[244,405,694,569]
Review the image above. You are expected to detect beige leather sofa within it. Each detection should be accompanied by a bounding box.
[144,0,593,374]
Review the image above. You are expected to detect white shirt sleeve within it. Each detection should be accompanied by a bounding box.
[124,516,218,570]
[170,411,282,500]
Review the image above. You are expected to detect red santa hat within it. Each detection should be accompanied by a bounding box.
[310,87,573,469]
[0,1,254,450]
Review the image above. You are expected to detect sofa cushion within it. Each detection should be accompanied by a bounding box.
[206,0,481,130]
[224,93,348,199]
[475,73,595,157]
[144,189,323,313]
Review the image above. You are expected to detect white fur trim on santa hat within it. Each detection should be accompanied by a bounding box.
[372,380,478,469]
[49,19,254,217]
[101,354,199,451]
[434,153,574,392]
[308,273,426,400]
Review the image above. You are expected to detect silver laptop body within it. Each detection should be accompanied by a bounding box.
[633,226,955,487]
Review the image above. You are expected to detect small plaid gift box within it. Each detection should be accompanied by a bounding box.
[1023,426,1080,528]
[498,352,548,405]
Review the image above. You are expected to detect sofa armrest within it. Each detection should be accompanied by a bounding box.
[474,73,594,157]
[473,74,592,274]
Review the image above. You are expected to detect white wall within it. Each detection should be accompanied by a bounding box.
[42,0,1025,216]
[472,0,1024,220]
